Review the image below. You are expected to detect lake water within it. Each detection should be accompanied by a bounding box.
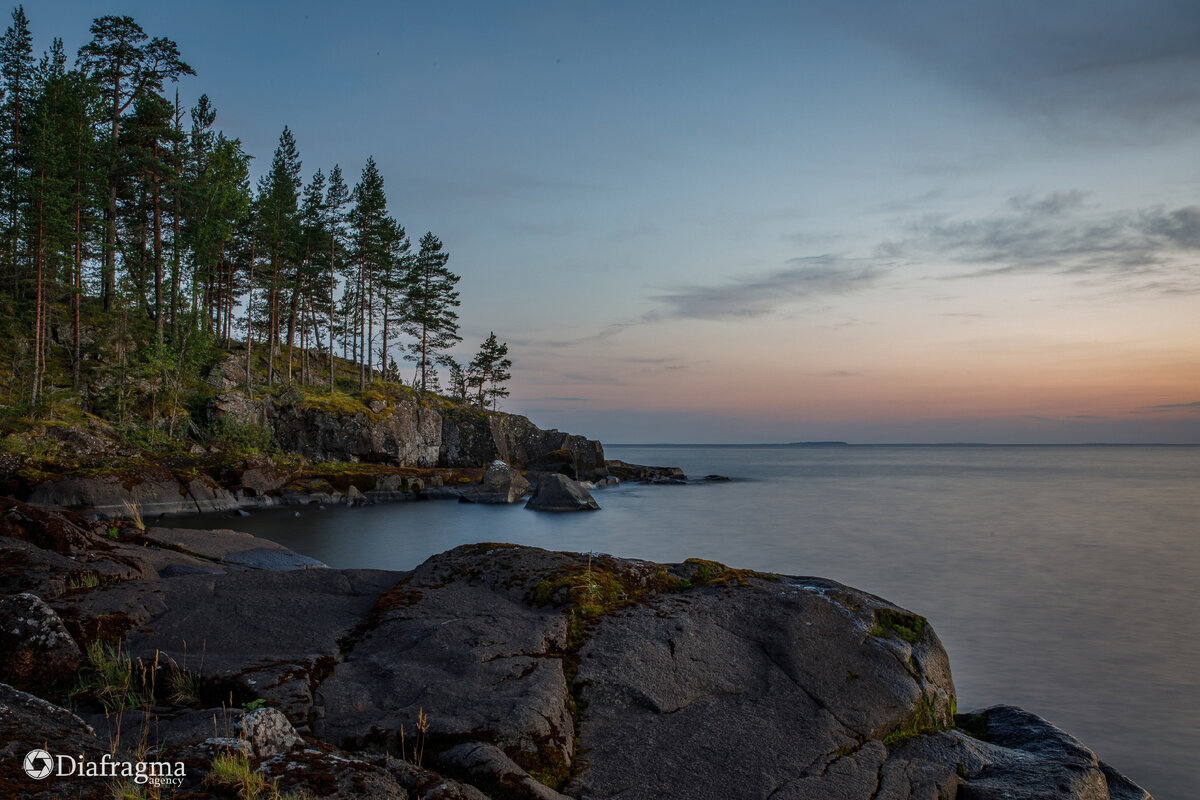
[174,444,1200,799]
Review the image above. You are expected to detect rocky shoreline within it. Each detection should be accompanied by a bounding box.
[0,497,1152,800]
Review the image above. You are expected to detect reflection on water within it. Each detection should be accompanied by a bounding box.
[171,445,1200,799]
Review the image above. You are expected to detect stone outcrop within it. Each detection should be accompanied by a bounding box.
[273,398,443,466]
[0,501,1152,800]
[0,593,81,692]
[604,459,687,483]
[438,406,606,475]
[458,460,531,504]
[525,473,600,511]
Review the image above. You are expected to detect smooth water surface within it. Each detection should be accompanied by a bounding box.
[174,445,1200,798]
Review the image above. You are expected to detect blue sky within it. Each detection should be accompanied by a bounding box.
[36,0,1200,442]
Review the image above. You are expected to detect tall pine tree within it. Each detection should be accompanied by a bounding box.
[402,232,460,392]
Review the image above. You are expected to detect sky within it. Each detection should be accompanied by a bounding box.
[35,0,1200,443]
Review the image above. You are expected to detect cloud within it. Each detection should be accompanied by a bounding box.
[561,373,632,386]
[839,1,1200,144]
[810,370,862,378]
[1137,400,1200,413]
[644,256,887,322]
[885,192,1200,291]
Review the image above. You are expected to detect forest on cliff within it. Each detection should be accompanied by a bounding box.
[0,5,514,455]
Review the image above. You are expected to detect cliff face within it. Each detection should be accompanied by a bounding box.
[214,388,606,474]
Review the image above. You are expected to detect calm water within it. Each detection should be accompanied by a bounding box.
[174,445,1200,799]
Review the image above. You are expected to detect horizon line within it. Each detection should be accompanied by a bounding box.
[605,441,1199,447]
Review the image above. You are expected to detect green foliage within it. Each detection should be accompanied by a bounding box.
[169,668,202,706]
[210,417,273,455]
[206,750,286,800]
[241,697,267,711]
[73,640,149,712]
[67,572,101,590]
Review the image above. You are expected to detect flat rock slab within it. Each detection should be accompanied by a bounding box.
[140,526,327,570]
[56,568,398,728]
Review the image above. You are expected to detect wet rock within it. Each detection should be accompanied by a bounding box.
[524,473,600,511]
[0,593,82,692]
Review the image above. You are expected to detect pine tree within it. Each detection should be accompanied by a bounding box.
[346,157,390,389]
[78,15,192,311]
[402,232,460,392]
[0,5,34,296]
[292,168,327,382]
[256,126,301,385]
[468,332,512,410]
[324,164,348,390]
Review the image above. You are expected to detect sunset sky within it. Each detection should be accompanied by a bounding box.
[40,0,1200,442]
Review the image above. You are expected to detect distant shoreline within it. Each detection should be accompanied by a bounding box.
[608,441,1200,447]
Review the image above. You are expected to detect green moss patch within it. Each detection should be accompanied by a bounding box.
[870,607,928,644]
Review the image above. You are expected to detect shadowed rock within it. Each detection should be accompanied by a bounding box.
[525,473,600,512]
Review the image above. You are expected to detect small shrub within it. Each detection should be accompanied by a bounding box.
[73,641,146,712]
[169,668,202,706]
[207,750,274,799]
[210,417,273,455]
[67,573,101,590]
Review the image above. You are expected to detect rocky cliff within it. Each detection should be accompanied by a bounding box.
[211,384,606,475]
[16,384,608,519]
[0,499,1153,800]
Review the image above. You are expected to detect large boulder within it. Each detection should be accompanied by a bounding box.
[525,473,600,511]
[312,545,577,785]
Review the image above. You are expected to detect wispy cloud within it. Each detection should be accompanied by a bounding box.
[841,1,1200,145]
[1138,400,1200,413]
[644,256,888,322]
[884,192,1200,292]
